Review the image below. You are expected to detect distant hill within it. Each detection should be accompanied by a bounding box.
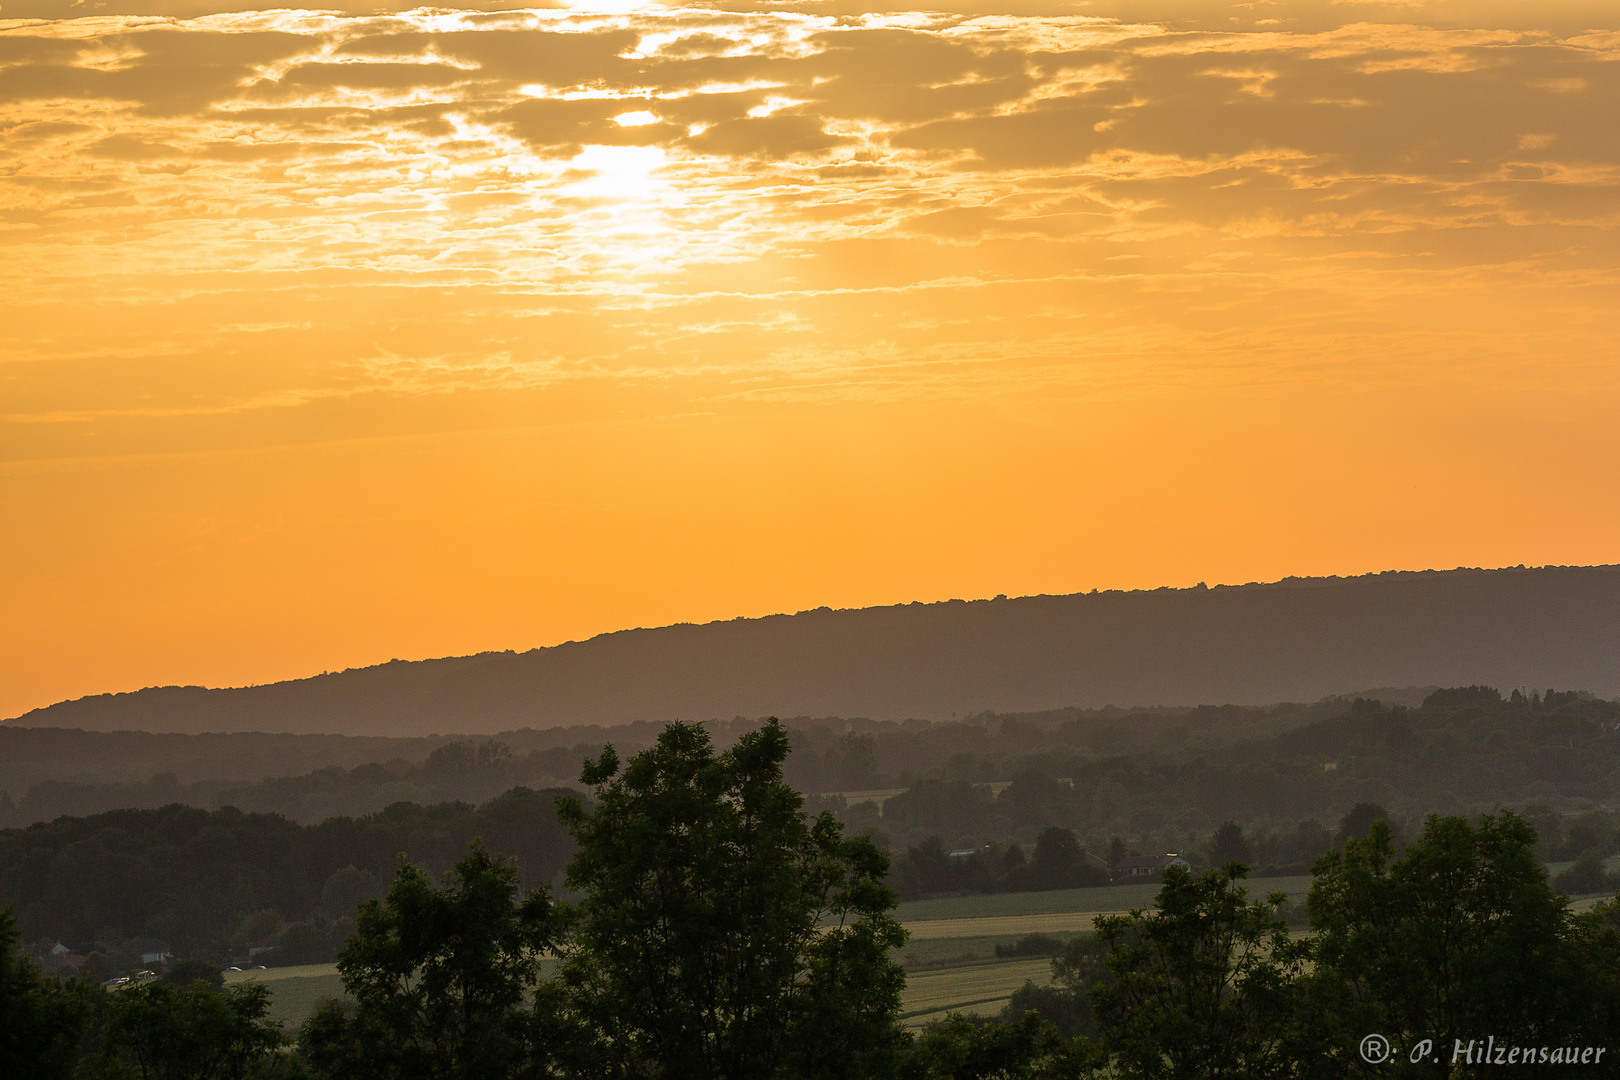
[9,566,1620,736]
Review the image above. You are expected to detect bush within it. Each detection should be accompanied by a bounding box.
[999,980,1097,1040]
[1555,849,1618,896]
[994,933,1064,959]
[161,958,225,990]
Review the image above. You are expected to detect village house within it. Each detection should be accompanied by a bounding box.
[36,942,87,977]
[1113,854,1192,878]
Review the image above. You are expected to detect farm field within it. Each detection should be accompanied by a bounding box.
[900,957,1053,1028]
[830,780,1017,809]
[225,880,1326,1033]
[904,911,1128,940]
[225,966,345,1031]
[227,953,1058,1033]
[895,874,1311,924]
[896,931,1084,970]
[224,963,339,983]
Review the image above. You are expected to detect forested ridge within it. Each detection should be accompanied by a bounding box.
[0,789,574,980]
[15,565,1620,735]
[7,682,1617,831]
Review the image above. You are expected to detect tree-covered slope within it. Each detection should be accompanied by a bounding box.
[11,565,1620,736]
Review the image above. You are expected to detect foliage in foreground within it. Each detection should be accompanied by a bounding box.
[556,719,907,1079]
[300,843,566,1080]
[8,720,1620,1079]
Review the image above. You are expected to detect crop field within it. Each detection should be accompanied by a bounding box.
[223,881,1317,1034]
[235,953,1060,1034]
[831,781,1016,809]
[899,957,1053,1028]
[895,930,1089,969]
[225,967,346,1031]
[225,963,340,984]
[895,874,1312,924]
[903,911,1131,940]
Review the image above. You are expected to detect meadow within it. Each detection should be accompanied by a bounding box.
[889,874,1313,1026]
[224,965,343,1031]
[225,875,1318,1032]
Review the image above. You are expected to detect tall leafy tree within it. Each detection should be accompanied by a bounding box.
[556,719,908,1080]
[300,843,567,1080]
[1208,823,1253,869]
[0,904,92,1080]
[1091,865,1302,1080]
[1000,931,1114,1040]
[903,1013,1100,1079]
[88,978,285,1080]
[1303,812,1609,1076]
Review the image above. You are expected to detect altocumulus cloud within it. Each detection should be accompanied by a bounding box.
[2,0,1618,428]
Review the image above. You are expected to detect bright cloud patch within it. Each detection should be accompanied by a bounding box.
[1,3,1617,420]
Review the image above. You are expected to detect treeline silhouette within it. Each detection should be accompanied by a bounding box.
[0,704,1323,827]
[9,684,1616,837]
[6,720,1620,1079]
[0,723,672,827]
[6,688,1620,964]
[0,788,574,981]
[16,566,1620,735]
[825,687,1620,889]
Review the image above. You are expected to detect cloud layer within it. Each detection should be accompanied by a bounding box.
[4,2,1617,432]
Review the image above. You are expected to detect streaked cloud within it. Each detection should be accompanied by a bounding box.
[4,5,1614,424]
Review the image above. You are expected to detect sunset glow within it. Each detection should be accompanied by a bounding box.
[4,0,1619,717]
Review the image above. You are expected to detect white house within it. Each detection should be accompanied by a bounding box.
[1113,854,1192,878]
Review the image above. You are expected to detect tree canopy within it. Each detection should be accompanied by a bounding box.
[301,843,565,1080]
[556,718,909,1079]
[7,721,1620,1080]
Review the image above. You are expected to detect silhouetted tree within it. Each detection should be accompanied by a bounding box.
[1209,822,1253,868]
[0,905,91,1080]
[1335,803,1393,845]
[903,1012,1099,1079]
[556,719,908,1080]
[90,978,284,1080]
[1092,867,1301,1080]
[1304,812,1611,1073]
[1016,828,1108,891]
[300,843,567,1080]
[162,959,225,991]
[999,932,1112,1040]
[1555,849,1617,895]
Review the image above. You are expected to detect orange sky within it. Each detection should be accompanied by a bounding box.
[3,0,1619,718]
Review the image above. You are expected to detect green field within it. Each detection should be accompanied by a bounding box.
[887,876,1317,1028]
[225,880,1313,1034]
[900,957,1053,1028]
[895,874,1311,924]
[225,966,346,1031]
[897,931,1083,970]
[830,781,1016,809]
[225,958,1067,1033]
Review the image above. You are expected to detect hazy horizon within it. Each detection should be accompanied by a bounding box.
[0,563,1585,714]
[10,564,1618,736]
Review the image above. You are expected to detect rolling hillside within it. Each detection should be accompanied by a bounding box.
[9,565,1620,736]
